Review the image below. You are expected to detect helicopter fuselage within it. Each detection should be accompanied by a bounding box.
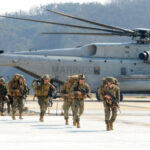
[0,42,150,93]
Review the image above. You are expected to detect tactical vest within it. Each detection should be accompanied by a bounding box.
[34,82,50,97]
[99,84,120,104]
[71,82,89,100]
[8,80,25,97]
[0,84,7,96]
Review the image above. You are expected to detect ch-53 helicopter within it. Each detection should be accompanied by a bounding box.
[0,9,150,101]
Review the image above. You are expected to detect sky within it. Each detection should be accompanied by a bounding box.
[0,0,111,14]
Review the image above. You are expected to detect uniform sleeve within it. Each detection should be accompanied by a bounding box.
[60,83,67,94]
[70,83,77,94]
[98,88,105,101]
[4,85,8,96]
[85,83,90,95]
[60,84,67,98]
[24,84,30,95]
[50,84,56,94]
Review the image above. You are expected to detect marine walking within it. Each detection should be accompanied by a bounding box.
[0,72,122,131]
[70,74,90,128]
[60,75,79,125]
[8,74,29,120]
[32,74,56,122]
[0,77,8,116]
[98,77,120,131]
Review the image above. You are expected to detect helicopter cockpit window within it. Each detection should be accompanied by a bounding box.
[94,66,100,75]
[121,67,127,75]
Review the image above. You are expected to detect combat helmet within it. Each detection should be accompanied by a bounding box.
[13,74,21,80]
[18,75,26,84]
[103,77,118,85]
[0,77,5,83]
[78,74,85,80]
[42,74,50,81]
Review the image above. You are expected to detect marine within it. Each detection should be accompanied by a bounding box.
[70,74,90,128]
[32,74,56,122]
[60,75,78,125]
[0,77,8,116]
[98,77,120,131]
[8,74,29,120]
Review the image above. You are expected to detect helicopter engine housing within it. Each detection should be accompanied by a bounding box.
[139,50,150,62]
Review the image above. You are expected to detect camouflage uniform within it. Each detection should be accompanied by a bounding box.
[8,74,29,120]
[0,77,7,116]
[60,81,74,125]
[98,77,120,131]
[70,75,90,128]
[34,74,56,122]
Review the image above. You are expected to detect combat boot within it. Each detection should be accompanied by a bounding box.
[73,120,76,126]
[110,122,114,130]
[65,119,69,125]
[12,113,16,120]
[106,123,111,131]
[1,112,5,116]
[40,116,44,122]
[0,112,5,116]
[61,111,64,116]
[77,122,80,128]
[19,113,23,120]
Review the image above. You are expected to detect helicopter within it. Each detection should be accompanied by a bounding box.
[0,9,150,101]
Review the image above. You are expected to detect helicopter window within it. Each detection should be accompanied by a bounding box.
[94,66,100,75]
[121,67,127,75]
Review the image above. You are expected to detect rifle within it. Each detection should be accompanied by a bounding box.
[106,91,121,113]
[47,89,57,108]
[78,88,90,98]
[18,84,30,100]
[48,97,53,107]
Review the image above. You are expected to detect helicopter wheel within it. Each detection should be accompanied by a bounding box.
[120,93,123,102]
[96,89,101,101]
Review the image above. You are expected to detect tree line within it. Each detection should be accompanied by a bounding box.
[0,0,150,51]
[0,0,149,87]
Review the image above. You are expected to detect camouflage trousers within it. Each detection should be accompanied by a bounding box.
[63,99,73,120]
[0,98,5,113]
[72,99,84,122]
[38,97,48,117]
[12,96,24,114]
[103,102,118,124]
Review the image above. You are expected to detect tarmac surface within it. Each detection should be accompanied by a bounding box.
[0,94,150,150]
[24,94,150,114]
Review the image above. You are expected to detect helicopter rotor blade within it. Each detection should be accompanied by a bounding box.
[0,15,125,34]
[40,32,127,36]
[47,9,134,33]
